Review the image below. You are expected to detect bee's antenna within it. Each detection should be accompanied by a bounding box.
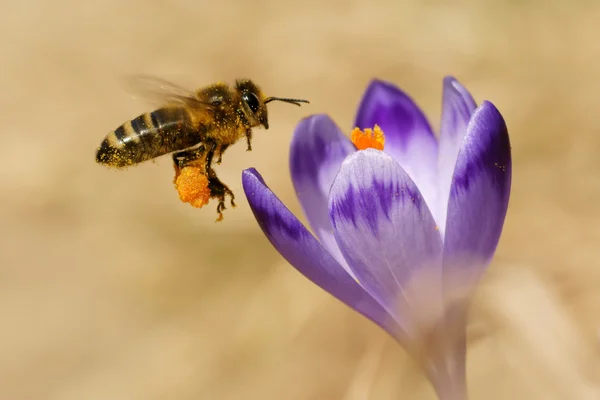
[265,97,310,107]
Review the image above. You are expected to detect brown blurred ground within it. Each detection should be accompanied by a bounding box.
[1,0,600,399]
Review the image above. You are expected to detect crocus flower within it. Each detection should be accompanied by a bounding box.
[242,77,511,400]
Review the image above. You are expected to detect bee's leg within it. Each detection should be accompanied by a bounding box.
[203,140,235,221]
[204,140,217,172]
[207,170,236,206]
[208,170,236,222]
[245,129,252,152]
[215,144,229,164]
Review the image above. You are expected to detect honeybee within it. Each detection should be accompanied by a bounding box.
[96,76,309,220]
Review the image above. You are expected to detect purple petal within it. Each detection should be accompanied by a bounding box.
[354,80,439,216]
[328,149,443,331]
[289,114,357,278]
[242,168,404,341]
[443,101,511,289]
[437,77,478,235]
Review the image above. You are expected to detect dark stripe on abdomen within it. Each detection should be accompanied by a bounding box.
[150,111,161,131]
[113,125,127,142]
[149,108,189,133]
[130,114,150,136]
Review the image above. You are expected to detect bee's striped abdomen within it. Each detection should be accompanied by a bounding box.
[96,108,204,168]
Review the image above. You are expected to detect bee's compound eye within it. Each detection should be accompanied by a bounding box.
[242,92,260,114]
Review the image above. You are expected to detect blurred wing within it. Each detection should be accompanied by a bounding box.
[123,74,216,111]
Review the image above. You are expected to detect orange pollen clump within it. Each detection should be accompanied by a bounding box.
[174,166,211,208]
[350,125,385,150]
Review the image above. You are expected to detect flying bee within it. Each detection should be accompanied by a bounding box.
[95,75,309,220]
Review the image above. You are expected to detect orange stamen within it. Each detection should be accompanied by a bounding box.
[351,125,385,150]
[174,165,211,208]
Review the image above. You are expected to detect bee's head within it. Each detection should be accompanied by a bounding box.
[236,80,270,129]
[236,80,310,130]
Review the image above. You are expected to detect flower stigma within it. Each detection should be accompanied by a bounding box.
[350,125,385,150]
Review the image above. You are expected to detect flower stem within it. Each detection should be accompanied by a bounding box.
[428,363,468,400]
[421,316,469,400]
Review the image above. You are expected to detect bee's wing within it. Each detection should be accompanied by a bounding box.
[123,74,216,111]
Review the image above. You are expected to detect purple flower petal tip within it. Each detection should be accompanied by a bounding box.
[290,114,354,176]
[362,79,405,103]
[243,167,263,184]
[289,113,355,193]
[451,101,511,197]
[442,76,477,124]
[242,168,299,240]
[354,80,435,148]
[444,76,474,97]
[443,101,512,274]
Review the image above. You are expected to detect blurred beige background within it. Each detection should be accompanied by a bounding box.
[2,0,600,399]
